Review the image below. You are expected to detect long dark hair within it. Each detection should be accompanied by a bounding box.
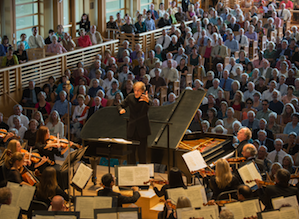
[81,13,89,22]
[168,167,186,189]
[36,167,58,199]
[36,126,49,144]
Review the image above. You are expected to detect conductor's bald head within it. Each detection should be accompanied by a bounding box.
[51,195,65,211]
[133,82,146,98]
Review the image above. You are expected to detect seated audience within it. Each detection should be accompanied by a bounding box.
[51,91,71,120]
[28,26,45,48]
[46,35,67,54]
[78,28,92,48]
[7,105,29,129]
[1,47,19,67]
[46,110,64,137]
[87,25,103,45]
[23,119,38,147]
[283,112,299,136]
[266,112,281,135]
[62,32,76,51]
[13,42,28,64]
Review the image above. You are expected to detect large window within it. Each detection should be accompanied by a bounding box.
[15,0,44,42]
[140,0,152,12]
[106,0,125,22]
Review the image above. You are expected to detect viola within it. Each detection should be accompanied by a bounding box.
[144,180,168,185]
[0,129,20,139]
[246,180,275,186]
[290,174,299,179]
[21,149,55,165]
[203,200,237,206]
[191,169,215,176]
[226,157,247,163]
[47,135,82,149]
[20,165,39,186]
[160,199,176,210]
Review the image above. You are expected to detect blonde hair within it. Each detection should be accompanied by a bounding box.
[215,159,233,189]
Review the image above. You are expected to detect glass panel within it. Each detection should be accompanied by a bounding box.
[16,28,33,42]
[63,0,69,25]
[75,0,82,24]
[16,0,37,4]
[16,2,38,17]
[106,10,124,22]
[16,15,38,30]
[141,5,150,12]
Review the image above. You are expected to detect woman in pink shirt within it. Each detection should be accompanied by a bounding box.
[78,28,92,48]
[46,35,67,54]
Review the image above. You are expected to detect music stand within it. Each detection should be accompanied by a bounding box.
[94,207,142,219]
[33,211,80,219]
[84,138,139,173]
[60,146,88,172]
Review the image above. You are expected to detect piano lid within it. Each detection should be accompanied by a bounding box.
[81,89,206,149]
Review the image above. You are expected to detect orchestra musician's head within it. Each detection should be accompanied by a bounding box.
[176,196,192,209]
[101,173,115,188]
[133,81,146,99]
[6,139,22,153]
[0,187,12,205]
[4,151,24,170]
[237,127,251,142]
[168,167,186,188]
[241,144,257,159]
[36,126,50,144]
[36,167,58,200]
[51,195,66,211]
[219,209,234,219]
[237,185,252,201]
[270,162,282,178]
[215,159,233,189]
[275,168,290,187]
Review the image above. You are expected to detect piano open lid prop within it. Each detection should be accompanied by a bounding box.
[81,90,235,178]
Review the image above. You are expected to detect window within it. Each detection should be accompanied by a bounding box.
[140,0,152,13]
[106,0,125,22]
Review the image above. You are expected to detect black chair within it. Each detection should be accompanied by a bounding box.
[216,189,238,201]
[23,200,48,219]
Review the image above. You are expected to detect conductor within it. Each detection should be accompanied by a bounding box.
[117,81,152,164]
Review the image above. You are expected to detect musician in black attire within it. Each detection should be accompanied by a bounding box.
[117,82,152,164]
[97,173,140,207]
[35,126,69,190]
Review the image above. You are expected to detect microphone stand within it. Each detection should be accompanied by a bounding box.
[66,80,72,209]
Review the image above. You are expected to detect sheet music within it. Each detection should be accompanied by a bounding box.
[225,202,246,219]
[97,213,117,219]
[167,187,187,204]
[117,166,149,186]
[118,212,138,219]
[54,216,77,219]
[0,205,20,219]
[260,211,281,219]
[71,163,93,189]
[93,196,113,209]
[238,162,262,188]
[182,150,207,172]
[197,205,218,219]
[240,199,260,218]
[184,185,207,208]
[7,182,36,210]
[137,164,154,178]
[272,196,299,209]
[176,207,201,219]
[279,207,299,219]
[34,216,55,219]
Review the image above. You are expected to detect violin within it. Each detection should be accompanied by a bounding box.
[246,180,275,186]
[21,149,55,165]
[203,200,237,206]
[160,199,176,210]
[226,157,247,163]
[191,169,215,176]
[47,135,82,149]
[144,179,168,185]
[290,174,299,179]
[0,129,20,139]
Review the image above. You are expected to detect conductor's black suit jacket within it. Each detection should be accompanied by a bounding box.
[117,93,152,138]
[97,187,140,207]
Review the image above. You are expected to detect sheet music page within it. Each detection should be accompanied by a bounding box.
[240,199,260,218]
[279,207,299,219]
[182,150,207,172]
[185,185,207,208]
[97,213,118,219]
[0,205,20,219]
[118,166,149,186]
[260,211,281,219]
[6,182,21,207]
[54,216,77,219]
[35,216,55,219]
[72,163,93,189]
[247,162,262,181]
[137,164,154,177]
[118,212,139,219]
[196,206,218,219]
[18,184,36,210]
[167,187,186,204]
[176,208,201,219]
[224,202,245,219]
[75,197,94,219]
[272,196,299,209]
[238,165,257,187]
[201,205,219,218]
[94,196,113,209]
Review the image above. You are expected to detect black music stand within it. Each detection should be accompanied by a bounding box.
[84,138,140,173]
[94,207,142,219]
[60,146,88,172]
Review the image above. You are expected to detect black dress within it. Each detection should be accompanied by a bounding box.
[79,21,90,32]
[13,50,28,62]
[7,169,22,184]
[35,185,69,207]
[23,130,37,147]
[209,175,241,200]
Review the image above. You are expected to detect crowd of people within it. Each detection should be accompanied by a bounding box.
[0,0,299,218]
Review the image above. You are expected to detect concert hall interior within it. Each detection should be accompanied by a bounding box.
[1,0,299,218]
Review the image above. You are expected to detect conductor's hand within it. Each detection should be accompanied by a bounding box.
[120,109,126,114]
[132,186,139,192]
[139,91,149,103]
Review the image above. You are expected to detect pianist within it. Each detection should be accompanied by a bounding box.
[118,81,152,164]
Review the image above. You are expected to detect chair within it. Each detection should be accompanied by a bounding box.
[160,86,168,105]
[23,107,37,118]
[234,110,242,121]
[186,74,193,87]
[27,48,45,60]
[216,189,238,201]
[24,200,48,219]
[274,134,289,144]
[174,81,180,97]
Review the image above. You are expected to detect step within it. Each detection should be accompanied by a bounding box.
[150,202,165,212]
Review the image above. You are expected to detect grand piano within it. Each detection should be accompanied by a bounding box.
[81,90,235,180]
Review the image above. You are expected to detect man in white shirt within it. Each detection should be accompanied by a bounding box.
[278,3,291,22]
[102,70,117,91]
[206,79,223,99]
[162,53,178,68]
[118,64,132,83]
[243,82,256,101]
[258,60,272,84]
[267,139,287,164]
[261,80,281,101]
[161,60,179,91]
[224,57,243,77]
[87,25,103,45]
[235,28,249,48]
[7,105,29,129]
[28,26,45,48]
[156,29,171,50]
[276,75,288,96]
